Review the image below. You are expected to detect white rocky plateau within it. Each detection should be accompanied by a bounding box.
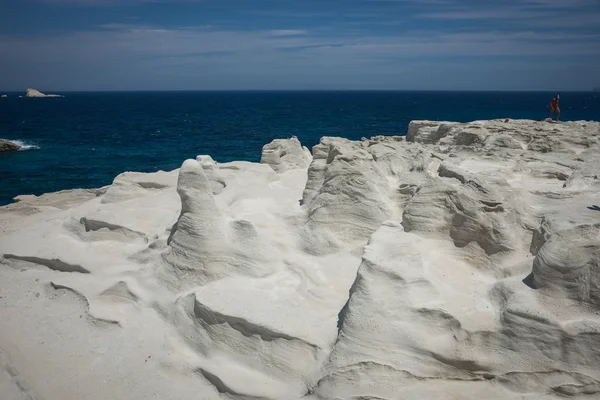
[1,119,600,400]
[24,88,63,98]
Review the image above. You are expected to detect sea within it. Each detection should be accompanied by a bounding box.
[1,91,599,206]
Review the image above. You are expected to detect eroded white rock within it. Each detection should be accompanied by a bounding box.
[1,120,600,400]
[261,136,312,173]
[24,88,63,98]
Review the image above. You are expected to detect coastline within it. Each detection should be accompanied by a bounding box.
[2,117,598,206]
[3,90,600,206]
[1,118,600,399]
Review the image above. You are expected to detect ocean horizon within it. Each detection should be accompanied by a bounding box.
[2,90,599,205]
[2,89,599,93]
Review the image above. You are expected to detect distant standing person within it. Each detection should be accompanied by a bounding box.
[548,95,560,121]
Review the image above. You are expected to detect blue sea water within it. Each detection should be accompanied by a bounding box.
[1,91,599,206]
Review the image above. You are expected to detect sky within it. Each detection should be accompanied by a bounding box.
[0,0,599,91]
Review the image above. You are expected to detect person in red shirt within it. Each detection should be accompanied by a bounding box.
[548,95,560,121]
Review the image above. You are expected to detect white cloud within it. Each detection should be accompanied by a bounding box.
[0,23,598,90]
[417,0,599,28]
[268,30,308,37]
[520,0,597,7]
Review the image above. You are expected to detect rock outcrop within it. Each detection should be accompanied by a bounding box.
[24,88,63,98]
[1,119,600,400]
[0,139,21,152]
[260,136,312,173]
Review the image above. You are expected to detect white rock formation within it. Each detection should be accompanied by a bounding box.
[1,120,600,400]
[25,88,63,98]
[261,135,312,173]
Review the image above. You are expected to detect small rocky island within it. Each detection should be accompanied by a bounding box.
[0,139,21,152]
[25,88,63,98]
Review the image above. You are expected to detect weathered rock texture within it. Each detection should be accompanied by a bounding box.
[0,139,21,152]
[1,119,600,400]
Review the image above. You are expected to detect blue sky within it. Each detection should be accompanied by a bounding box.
[1,0,599,91]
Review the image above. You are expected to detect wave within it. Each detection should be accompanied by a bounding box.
[0,138,40,150]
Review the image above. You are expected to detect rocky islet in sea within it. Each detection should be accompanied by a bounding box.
[24,88,64,98]
[0,139,22,152]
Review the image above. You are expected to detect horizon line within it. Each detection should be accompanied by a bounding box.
[1,89,597,93]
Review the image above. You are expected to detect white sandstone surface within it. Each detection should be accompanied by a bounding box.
[1,119,600,400]
[24,88,63,98]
